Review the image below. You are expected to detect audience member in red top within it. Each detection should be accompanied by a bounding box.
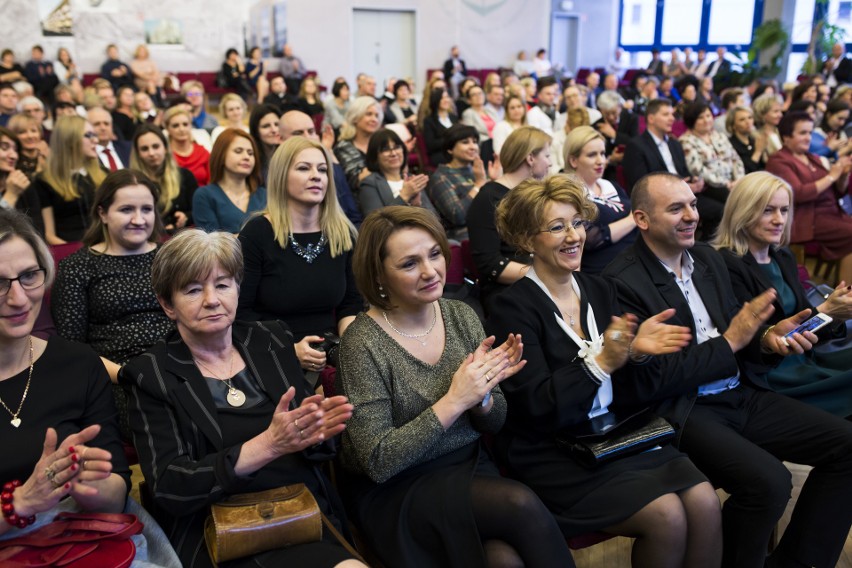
[164,106,210,186]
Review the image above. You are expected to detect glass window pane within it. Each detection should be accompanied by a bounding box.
[633,51,654,69]
[620,0,657,45]
[792,0,816,44]
[661,0,703,45]
[708,0,756,45]
[827,0,852,41]
[786,52,810,82]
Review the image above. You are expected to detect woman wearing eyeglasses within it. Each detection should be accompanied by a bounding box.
[31,116,106,244]
[0,209,130,539]
[486,175,722,568]
[359,129,431,216]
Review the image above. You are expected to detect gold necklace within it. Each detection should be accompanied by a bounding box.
[194,350,246,407]
[0,337,34,428]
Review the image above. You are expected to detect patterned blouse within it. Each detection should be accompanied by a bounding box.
[426,163,477,240]
[680,129,745,188]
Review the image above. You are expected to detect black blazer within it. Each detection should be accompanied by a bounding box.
[113,140,132,167]
[442,57,467,80]
[120,321,341,567]
[622,130,690,191]
[601,238,780,431]
[718,246,845,343]
[422,113,457,166]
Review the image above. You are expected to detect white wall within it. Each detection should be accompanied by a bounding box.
[0,0,581,85]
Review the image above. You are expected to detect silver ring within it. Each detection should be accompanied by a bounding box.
[611,331,623,342]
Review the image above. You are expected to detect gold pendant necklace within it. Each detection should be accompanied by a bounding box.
[0,337,34,428]
[195,350,246,407]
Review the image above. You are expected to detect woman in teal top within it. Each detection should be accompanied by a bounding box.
[192,128,267,233]
[715,171,852,417]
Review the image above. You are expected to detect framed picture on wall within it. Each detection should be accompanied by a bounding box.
[145,18,184,46]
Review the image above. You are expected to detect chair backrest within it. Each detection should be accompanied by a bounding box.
[446,241,465,286]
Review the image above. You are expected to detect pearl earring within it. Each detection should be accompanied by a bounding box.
[378,285,387,299]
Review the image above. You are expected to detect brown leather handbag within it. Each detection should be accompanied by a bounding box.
[203,484,322,565]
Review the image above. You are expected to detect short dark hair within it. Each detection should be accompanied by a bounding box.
[791,80,816,103]
[683,102,712,129]
[392,80,410,97]
[332,79,349,98]
[225,48,239,59]
[0,82,15,94]
[778,110,813,139]
[443,123,479,154]
[365,128,408,173]
[0,126,22,156]
[31,45,43,54]
[631,172,684,213]
[646,97,673,118]
[721,88,744,110]
[353,206,450,310]
[537,76,558,94]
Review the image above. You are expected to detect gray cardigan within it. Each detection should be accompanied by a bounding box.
[359,171,436,216]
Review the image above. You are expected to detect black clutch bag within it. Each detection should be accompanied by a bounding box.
[555,408,675,469]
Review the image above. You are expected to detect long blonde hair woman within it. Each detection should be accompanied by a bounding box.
[33,115,106,243]
[238,136,362,373]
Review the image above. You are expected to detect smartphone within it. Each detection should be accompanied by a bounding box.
[784,313,833,338]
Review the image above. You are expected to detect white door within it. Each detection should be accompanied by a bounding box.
[550,14,580,76]
[353,9,416,84]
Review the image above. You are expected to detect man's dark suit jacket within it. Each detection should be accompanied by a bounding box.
[622,130,689,191]
[825,56,852,84]
[442,57,467,80]
[113,139,132,167]
[601,238,779,435]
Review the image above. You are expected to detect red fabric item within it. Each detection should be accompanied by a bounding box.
[173,143,211,186]
[102,148,118,172]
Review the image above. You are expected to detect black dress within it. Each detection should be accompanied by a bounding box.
[486,273,707,536]
[237,216,363,341]
[1,336,130,487]
[582,179,637,274]
[32,173,96,242]
[729,134,765,173]
[161,167,198,230]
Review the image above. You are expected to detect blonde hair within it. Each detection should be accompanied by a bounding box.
[265,137,356,257]
[726,106,752,135]
[218,93,247,122]
[42,115,106,201]
[752,93,780,127]
[339,96,383,141]
[563,126,605,172]
[129,124,183,214]
[712,171,794,256]
[163,105,192,128]
[496,174,598,254]
[499,126,551,173]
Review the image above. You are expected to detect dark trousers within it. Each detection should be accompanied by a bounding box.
[679,385,852,568]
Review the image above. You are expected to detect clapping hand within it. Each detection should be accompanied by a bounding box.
[723,288,776,352]
[447,335,525,411]
[630,308,692,357]
[265,387,353,456]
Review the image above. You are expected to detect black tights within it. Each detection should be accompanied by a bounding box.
[470,475,575,568]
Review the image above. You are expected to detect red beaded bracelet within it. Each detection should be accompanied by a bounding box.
[1,480,36,529]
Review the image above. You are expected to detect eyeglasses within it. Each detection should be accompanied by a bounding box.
[380,145,402,155]
[186,91,203,97]
[0,269,46,296]
[82,132,98,140]
[539,220,587,236]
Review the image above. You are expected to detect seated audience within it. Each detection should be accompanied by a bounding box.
[526,77,559,135]
[0,49,25,84]
[564,126,637,273]
[679,102,744,210]
[728,106,766,174]
[248,103,281,183]
[53,47,83,102]
[697,77,721,115]
[714,88,745,133]
[602,171,852,568]
[238,137,361,375]
[23,44,58,103]
[388,79,417,131]
[245,46,268,102]
[0,83,18,127]
[87,107,130,172]
[427,124,493,240]
[492,92,527,156]
[593,89,639,182]
[810,99,851,160]
[119,229,363,568]
[323,77,351,131]
[461,84,494,142]
[193,128,266,234]
[298,75,323,117]
[32,115,106,244]
[714,171,852,417]
[99,44,133,90]
[7,113,48,180]
[0,126,40,231]
[263,75,300,115]
[468,126,550,312]
[129,44,161,98]
[163,106,210,186]
[753,93,784,158]
[359,128,431,216]
[112,85,138,142]
[181,80,218,133]
[280,43,307,94]
[0,209,131,543]
[422,86,458,167]
[211,93,249,145]
[487,175,721,567]
[133,91,161,126]
[221,48,252,100]
[130,123,197,232]
[340,205,573,568]
[334,96,383,192]
[766,111,852,285]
